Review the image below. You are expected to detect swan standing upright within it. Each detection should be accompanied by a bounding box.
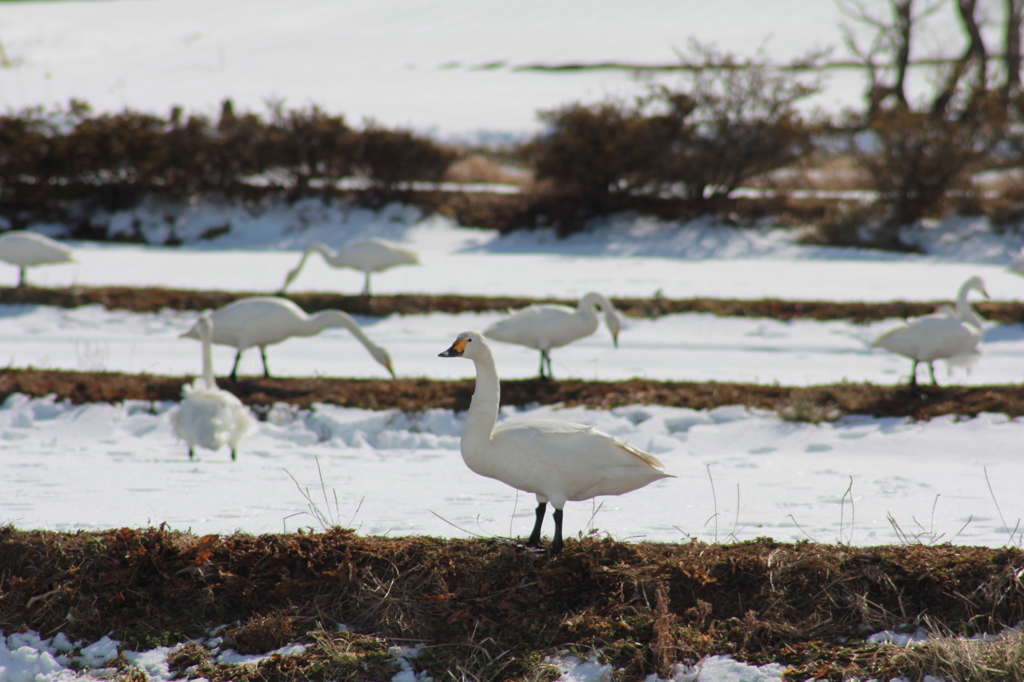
[439,330,673,553]
[171,314,256,460]
[280,239,420,296]
[871,276,988,386]
[484,292,622,379]
[180,297,396,381]
[0,231,75,287]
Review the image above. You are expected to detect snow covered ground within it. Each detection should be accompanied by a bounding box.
[0,0,996,139]
[1,208,1022,547]
[2,2,1023,679]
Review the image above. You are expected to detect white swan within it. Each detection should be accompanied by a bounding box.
[280,238,420,296]
[483,292,623,379]
[171,314,257,460]
[439,330,673,553]
[180,296,396,381]
[0,231,75,287]
[871,276,988,386]
[934,304,984,376]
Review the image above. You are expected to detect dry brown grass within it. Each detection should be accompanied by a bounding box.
[443,154,532,187]
[0,528,1021,681]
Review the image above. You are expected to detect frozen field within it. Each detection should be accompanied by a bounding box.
[0,210,1022,552]
[2,2,1023,679]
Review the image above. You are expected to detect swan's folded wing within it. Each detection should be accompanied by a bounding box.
[494,418,669,471]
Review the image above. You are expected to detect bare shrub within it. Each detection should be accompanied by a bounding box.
[263,103,357,197]
[645,43,821,206]
[524,45,820,235]
[355,124,461,205]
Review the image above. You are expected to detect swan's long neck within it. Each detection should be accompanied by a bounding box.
[576,293,603,328]
[464,347,500,457]
[285,244,336,288]
[955,284,983,329]
[304,310,374,348]
[199,321,217,390]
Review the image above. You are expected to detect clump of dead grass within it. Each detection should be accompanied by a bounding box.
[3,521,1024,680]
[878,625,1024,682]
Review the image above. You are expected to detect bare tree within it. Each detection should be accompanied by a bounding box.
[837,0,1008,236]
[1003,0,1023,104]
[837,0,943,113]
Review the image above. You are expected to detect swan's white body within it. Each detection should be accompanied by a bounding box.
[180,297,395,380]
[171,314,256,460]
[281,239,420,296]
[484,292,622,379]
[934,304,984,376]
[871,276,988,385]
[0,231,75,287]
[439,330,672,552]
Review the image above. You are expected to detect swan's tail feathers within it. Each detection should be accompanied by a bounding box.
[617,439,674,476]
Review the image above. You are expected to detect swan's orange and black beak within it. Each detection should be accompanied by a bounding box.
[439,338,468,358]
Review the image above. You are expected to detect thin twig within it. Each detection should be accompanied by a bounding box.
[707,463,719,543]
[429,510,485,538]
[789,514,818,543]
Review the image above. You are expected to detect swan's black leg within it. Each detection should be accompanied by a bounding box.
[928,362,938,386]
[538,351,547,379]
[527,502,547,547]
[230,447,237,462]
[260,347,271,378]
[18,267,26,288]
[545,352,554,379]
[909,359,919,386]
[188,446,194,460]
[362,273,372,297]
[230,350,243,381]
[551,508,564,554]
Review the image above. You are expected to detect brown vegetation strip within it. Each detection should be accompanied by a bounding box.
[1,528,1021,681]
[4,368,1024,420]
[3,285,1024,322]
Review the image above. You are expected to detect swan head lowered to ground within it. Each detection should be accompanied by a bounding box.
[171,314,257,460]
[483,292,623,379]
[439,330,673,553]
[870,275,988,386]
[180,296,395,381]
[279,238,420,296]
[0,231,75,287]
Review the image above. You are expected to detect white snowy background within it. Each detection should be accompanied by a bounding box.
[0,1,1022,680]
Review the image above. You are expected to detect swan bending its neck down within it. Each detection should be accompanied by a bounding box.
[171,314,256,460]
[280,239,420,296]
[0,231,75,287]
[439,330,673,553]
[871,276,988,386]
[180,297,396,381]
[484,292,622,379]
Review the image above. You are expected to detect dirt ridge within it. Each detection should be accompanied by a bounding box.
[4,368,1024,421]
[4,285,1024,322]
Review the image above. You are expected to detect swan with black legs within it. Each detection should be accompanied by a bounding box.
[439,330,673,553]
[0,231,75,287]
[280,239,419,296]
[180,297,396,381]
[483,292,622,379]
[171,314,256,460]
[871,276,988,386]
